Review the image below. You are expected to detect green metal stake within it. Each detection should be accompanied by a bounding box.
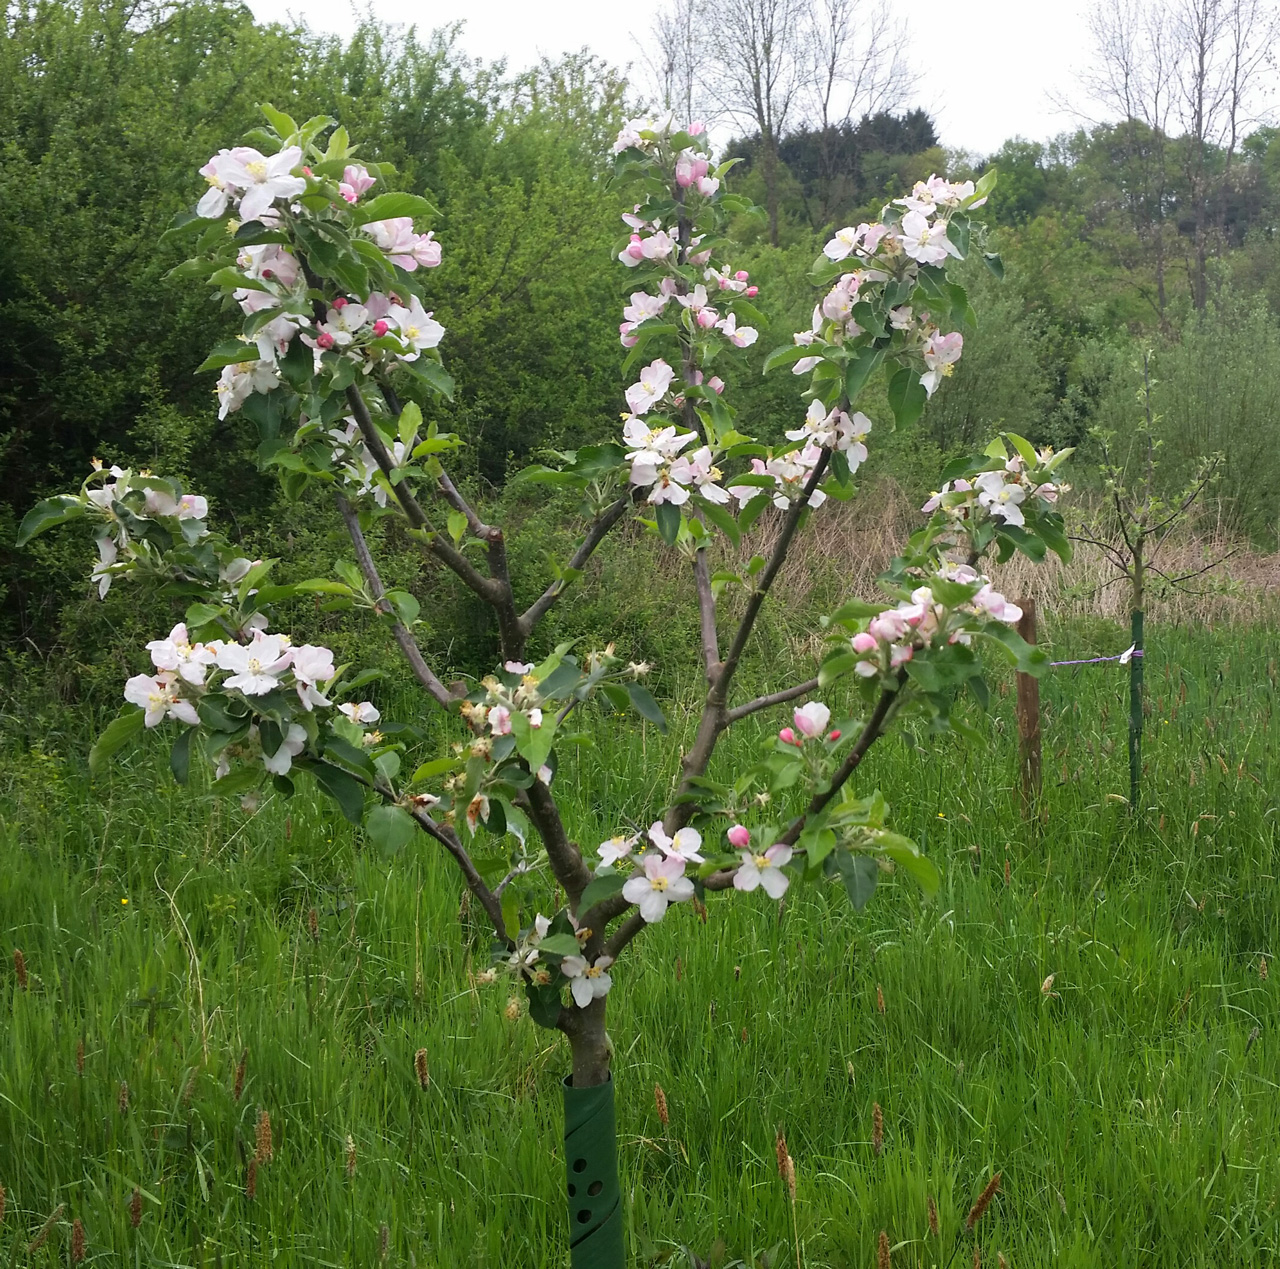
[562,1076,624,1268]
[1128,607,1144,810]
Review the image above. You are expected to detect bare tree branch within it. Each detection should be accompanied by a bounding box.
[334,492,458,710]
[726,676,821,723]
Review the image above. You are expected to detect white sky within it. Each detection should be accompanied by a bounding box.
[246,0,1096,156]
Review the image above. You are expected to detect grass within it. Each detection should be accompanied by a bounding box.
[1,619,1278,1266]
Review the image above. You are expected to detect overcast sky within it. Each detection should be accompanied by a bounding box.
[245,0,1097,156]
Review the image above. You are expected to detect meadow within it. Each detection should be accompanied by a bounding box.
[1,616,1278,1267]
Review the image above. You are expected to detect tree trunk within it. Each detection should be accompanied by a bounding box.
[560,998,623,1268]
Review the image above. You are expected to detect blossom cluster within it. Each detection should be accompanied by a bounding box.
[595,821,702,923]
[848,567,1024,677]
[81,463,209,597]
[122,620,378,779]
[196,144,445,425]
[922,448,1066,529]
[500,914,615,1009]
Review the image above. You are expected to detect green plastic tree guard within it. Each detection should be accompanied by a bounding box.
[562,1075,624,1268]
[1128,608,1144,810]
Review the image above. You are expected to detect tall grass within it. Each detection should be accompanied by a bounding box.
[1,620,1277,1265]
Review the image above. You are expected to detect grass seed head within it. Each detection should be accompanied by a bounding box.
[876,982,885,1014]
[927,1193,939,1237]
[118,1081,129,1114]
[129,1188,142,1229]
[878,1229,890,1269]
[254,1109,273,1164]
[13,948,26,991]
[415,1048,429,1091]
[774,1130,796,1200]
[973,1248,981,1269]
[654,1083,669,1127]
[71,1217,85,1264]
[999,1255,1008,1269]
[966,1172,1002,1230]
[26,1204,62,1253]
[873,1102,884,1157]
[379,1222,390,1260]
[233,1048,248,1101]
[345,1134,357,1180]
[246,1156,257,1201]
[1260,956,1268,981]
[308,907,319,942]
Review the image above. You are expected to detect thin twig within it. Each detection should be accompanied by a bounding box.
[726,677,821,724]
[334,493,457,710]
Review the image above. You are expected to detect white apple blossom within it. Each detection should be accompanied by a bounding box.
[216,633,291,696]
[622,854,695,923]
[319,301,369,347]
[219,146,306,223]
[598,834,639,867]
[387,297,444,360]
[291,644,335,709]
[263,722,308,775]
[716,313,757,347]
[975,471,1028,525]
[91,537,117,598]
[561,955,615,1007]
[625,360,676,415]
[124,672,199,728]
[920,331,963,397]
[216,360,280,420]
[647,821,704,863]
[146,623,216,686]
[668,446,730,504]
[898,211,962,266]
[340,701,381,725]
[793,701,831,738]
[733,843,793,899]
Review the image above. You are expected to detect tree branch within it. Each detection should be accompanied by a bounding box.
[777,677,903,847]
[694,547,720,681]
[334,493,457,710]
[519,778,594,907]
[407,805,511,946]
[603,911,647,960]
[519,493,632,637]
[726,677,820,724]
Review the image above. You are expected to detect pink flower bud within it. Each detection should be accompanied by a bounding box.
[852,631,877,654]
[316,332,335,350]
[778,727,798,746]
[697,309,717,329]
[828,730,841,742]
[331,297,348,310]
[708,376,725,394]
[689,121,706,135]
[727,824,750,848]
[372,320,389,337]
[735,271,749,282]
[302,165,313,176]
[718,278,730,290]
[340,185,357,203]
[625,234,645,261]
[745,286,759,297]
[261,269,274,280]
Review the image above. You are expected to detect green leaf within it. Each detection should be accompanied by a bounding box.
[352,192,441,225]
[829,598,884,623]
[626,683,667,732]
[89,708,146,776]
[401,357,454,400]
[655,500,681,545]
[365,805,417,855]
[170,728,193,785]
[835,852,879,910]
[875,833,941,900]
[258,102,299,139]
[762,343,814,375]
[16,496,83,547]
[844,346,884,404]
[412,756,458,783]
[887,366,927,427]
[698,498,741,547]
[511,711,556,773]
[304,760,366,824]
[946,215,971,259]
[447,511,467,544]
[527,980,562,1029]
[578,872,625,914]
[537,933,582,958]
[983,252,1005,280]
[819,650,861,689]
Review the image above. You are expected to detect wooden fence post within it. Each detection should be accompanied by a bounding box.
[1015,598,1041,817]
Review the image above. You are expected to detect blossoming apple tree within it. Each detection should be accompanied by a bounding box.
[18,105,1071,1265]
